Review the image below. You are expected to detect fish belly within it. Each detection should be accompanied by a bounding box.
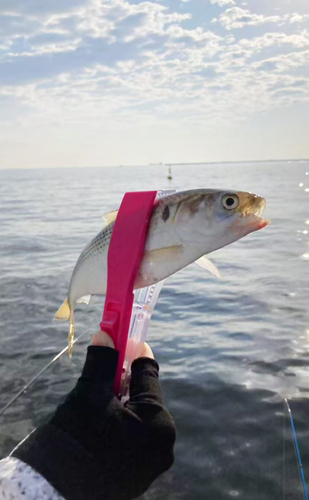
[69,253,108,305]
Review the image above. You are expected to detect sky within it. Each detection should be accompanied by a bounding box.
[0,0,309,168]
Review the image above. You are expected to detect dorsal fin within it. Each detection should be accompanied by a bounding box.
[102,210,118,226]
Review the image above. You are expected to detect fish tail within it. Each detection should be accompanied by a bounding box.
[54,298,75,357]
[55,298,71,320]
[68,310,75,358]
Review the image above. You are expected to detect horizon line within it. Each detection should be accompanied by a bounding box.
[0,157,308,171]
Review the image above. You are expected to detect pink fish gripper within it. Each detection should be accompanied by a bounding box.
[100,191,157,398]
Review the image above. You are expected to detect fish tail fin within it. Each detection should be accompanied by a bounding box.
[55,298,71,320]
[68,310,75,359]
[55,298,75,358]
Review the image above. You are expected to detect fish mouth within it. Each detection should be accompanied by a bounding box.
[241,196,271,229]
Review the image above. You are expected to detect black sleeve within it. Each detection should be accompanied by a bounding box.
[12,346,176,500]
[125,357,176,484]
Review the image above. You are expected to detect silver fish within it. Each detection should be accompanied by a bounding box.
[56,189,270,355]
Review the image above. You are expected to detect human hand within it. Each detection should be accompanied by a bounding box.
[13,331,176,500]
[91,329,154,359]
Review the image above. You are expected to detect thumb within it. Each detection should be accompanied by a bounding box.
[135,342,154,360]
[91,330,115,348]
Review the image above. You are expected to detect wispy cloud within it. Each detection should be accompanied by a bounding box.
[0,0,308,167]
[214,7,283,30]
[210,0,235,7]
[213,6,309,30]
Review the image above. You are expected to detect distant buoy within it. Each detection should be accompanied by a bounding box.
[167,167,172,180]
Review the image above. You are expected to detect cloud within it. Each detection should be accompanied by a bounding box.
[0,0,85,16]
[215,6,309,30]
[237,31,309,54]
[289,13,309,24]
[215,7,283,30]
[210,0,235,6]
[0,0,308,143]
[252,49,309,74]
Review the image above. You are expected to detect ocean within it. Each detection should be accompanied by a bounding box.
[0,161,308,499]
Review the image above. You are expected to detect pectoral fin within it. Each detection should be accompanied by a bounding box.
[135,245,184,288]
[76,294,91,305]
[144,245,184,263]
[195,255,221,278]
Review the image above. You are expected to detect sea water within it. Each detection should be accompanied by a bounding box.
[0,161,308,499]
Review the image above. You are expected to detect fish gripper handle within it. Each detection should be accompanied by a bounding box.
[100,191,157,397]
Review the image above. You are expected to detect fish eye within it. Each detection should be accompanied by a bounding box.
[221,194,239,210]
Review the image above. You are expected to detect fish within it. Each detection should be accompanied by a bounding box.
[55,189,270,355]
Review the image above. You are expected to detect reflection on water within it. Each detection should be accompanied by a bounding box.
[0,161,308,499]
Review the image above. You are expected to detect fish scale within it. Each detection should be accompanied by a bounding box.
[74,224,113,273]
[55,189,270,355]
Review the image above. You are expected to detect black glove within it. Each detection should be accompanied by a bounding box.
[12,346,176,500]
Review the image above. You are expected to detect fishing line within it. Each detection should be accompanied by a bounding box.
[0,317,100,417]
[284,398,308,500]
